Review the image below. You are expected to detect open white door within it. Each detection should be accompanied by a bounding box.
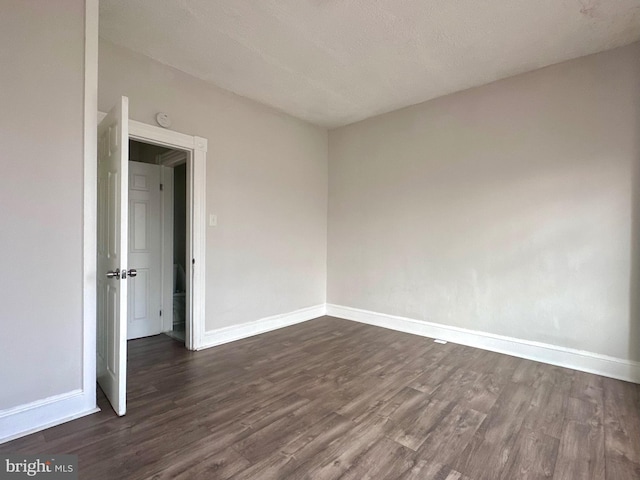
[97,96,129,416]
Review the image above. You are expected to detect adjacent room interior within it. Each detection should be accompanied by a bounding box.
[1,1,640,478]
[127,139,188,344]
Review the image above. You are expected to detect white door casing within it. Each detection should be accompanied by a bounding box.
[128,123,207,351]
[128,161,162,340]
[97,96,129,416]
[160,165,175,334]
[97,111,207,351]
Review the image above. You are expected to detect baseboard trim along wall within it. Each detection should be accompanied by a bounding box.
[326,304,640,384]
[4,302,637,444]
[0,390,99,445]
[199,304,327,350]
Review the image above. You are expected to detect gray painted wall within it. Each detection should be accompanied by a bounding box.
[328,42,640,361]
[99,40,328,331]
[0,0,85,409]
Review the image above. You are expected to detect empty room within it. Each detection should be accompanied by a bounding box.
[2,0,640,479]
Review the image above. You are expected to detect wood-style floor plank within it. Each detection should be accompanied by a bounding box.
[602,377,640,480]
[399,460,472,480]
[338,437,416,480]
[1,316,639,480]
[553,421,605,480]
[500,427,559,479]
[521,382,567,439]
[415,403,486,465]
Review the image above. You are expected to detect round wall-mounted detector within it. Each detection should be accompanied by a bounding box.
[156,112,171,128]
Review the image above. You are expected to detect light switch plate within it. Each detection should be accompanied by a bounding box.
[209,214,217,226]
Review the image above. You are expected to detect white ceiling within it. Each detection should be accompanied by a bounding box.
[99,0,640,128]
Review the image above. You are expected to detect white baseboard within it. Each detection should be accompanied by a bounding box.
[4,302,635,445]
[0,389,99,444]
[198,304,326,350]
[326,304,640,384]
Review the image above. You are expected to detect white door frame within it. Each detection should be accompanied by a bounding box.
[129,121,207,351]
[156,149,189,337]
[159,165,175,334]
[98,113,207,350]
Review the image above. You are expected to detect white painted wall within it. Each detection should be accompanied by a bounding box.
[0,1,86,409]
[99,40,328,331]
[328,42,640,362]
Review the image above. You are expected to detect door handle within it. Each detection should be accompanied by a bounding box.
[106,268,120,279]
[125,268,137,278]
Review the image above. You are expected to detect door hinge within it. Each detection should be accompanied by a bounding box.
[159,309,162,317]
[160,183,164,191]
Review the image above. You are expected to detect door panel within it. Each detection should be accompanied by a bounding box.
[132,268,148,319]
[128,161,162,339]
[97,96,129,417]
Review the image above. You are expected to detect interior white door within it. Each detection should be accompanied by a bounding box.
[97,96,129,416]
[128,161,162,339]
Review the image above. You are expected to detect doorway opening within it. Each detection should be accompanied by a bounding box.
[97,99,207,416]
[127,140,188,345]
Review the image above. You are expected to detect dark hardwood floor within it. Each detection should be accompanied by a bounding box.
[2,316,640,479]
